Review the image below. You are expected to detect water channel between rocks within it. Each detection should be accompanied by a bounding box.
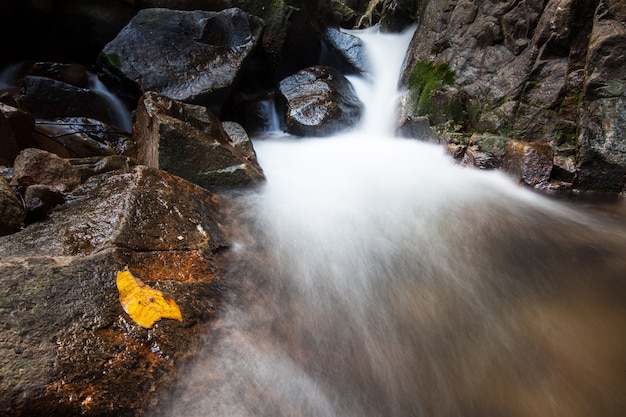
[157,26,626,417]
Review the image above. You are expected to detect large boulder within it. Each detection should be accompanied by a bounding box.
[0,165,226,416]
[277,65,364,137]
[134,91,265,190]
[97,7,263,111]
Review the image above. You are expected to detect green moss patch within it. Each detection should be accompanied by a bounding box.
[408,61,456,116]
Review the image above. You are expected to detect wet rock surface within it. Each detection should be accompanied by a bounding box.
[134,91,265,190]
[278,66,364,136]
[0,166,226,417]
[97,7,263,110]
[321,27,369,75]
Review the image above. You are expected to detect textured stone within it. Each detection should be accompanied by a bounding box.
[0,166,226,416]
[98,8,263,110]
[134,91,265,190]
[277,66,363,137]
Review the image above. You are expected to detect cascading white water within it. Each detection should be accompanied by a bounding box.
[87,72,133,133]
[158,26,626,417]
[0,63,132,133]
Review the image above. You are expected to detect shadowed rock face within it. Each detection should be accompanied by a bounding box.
[0,166,227,417]
[398,0,626,194]
[277,66,364,137]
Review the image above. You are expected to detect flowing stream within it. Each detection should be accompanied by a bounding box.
[159,27,626,417]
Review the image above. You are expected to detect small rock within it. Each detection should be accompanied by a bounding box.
[10,148,82,192]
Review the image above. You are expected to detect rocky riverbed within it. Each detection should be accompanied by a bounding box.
[0,1,624,416]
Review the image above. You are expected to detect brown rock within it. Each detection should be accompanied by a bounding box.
[501,140,553,187]
[10,148,82,192]
[0,165,227,416]
[0,175,24,235]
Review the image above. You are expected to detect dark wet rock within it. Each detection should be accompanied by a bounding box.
[321,27,368,75]
[31,118,135,159]
[10,148,82,193]
[575,3,626,193]
[134,91,265,190]
[354,0,418,32]
[378,0,418,32]
[26,62,91,88]
[0,175,23,236]
[277,66,363,137]
[16,76,127,130]
[97,8,263,110]
[4,63,133,135]
[573,148,626,194]
[325,0,357,26]
[0,165,226,417]
[1,84,131,163]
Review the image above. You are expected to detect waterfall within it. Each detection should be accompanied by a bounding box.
[87,72,133,133]
[158,26,626,417]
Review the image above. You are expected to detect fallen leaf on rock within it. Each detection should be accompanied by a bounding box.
[116,267,183,328]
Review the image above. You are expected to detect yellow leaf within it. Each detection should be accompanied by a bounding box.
[116,267,183,328]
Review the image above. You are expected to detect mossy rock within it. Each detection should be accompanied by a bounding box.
[407,61,469,128]
[408,61,455,113]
